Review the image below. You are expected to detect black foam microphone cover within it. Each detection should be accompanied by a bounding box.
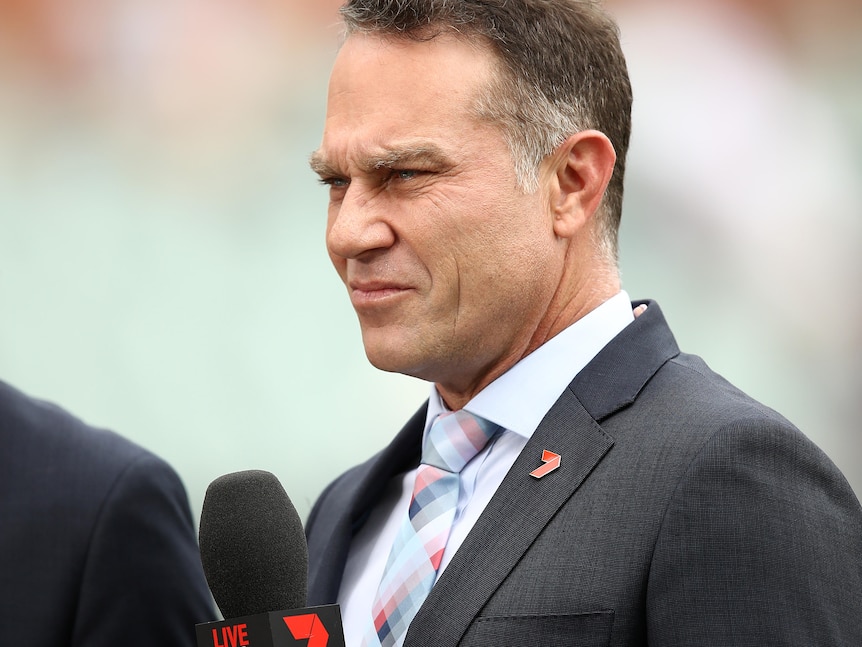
[199,470,308,618]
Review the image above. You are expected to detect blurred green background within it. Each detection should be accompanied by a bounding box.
[1,0,859,524]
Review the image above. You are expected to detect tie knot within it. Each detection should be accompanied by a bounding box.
[422,410,501,473]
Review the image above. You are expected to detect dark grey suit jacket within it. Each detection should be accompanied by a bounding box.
[306,301,862,645]
[0,380,215,646]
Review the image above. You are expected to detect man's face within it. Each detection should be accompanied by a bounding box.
[313,33,567,401]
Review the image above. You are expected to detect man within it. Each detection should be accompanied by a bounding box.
[305,1,862,645]
[0,379,215,645]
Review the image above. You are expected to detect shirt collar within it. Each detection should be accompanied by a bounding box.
[425,291,634,439]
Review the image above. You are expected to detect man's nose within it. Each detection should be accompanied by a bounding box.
[326,185,396,259]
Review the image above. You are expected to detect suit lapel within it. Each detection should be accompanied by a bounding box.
[404,301,680,645]
[307,405,426,604]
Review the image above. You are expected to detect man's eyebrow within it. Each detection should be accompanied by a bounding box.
[362,145,452,170]
[308,144,453,177]
[309,151,337,177]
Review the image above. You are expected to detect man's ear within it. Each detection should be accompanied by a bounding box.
[548,130,616,239]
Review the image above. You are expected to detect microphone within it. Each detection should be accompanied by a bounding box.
[196,470,344,647]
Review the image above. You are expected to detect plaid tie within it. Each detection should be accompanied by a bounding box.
[365,410,501,647]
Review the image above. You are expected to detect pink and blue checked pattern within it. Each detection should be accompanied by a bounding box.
[365,410,501,647]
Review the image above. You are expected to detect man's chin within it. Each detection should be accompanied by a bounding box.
[364,351,419,377]
[362,342,429,381]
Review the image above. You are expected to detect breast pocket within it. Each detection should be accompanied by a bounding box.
[462,610,614,646]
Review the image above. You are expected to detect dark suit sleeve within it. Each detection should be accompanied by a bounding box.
[70,453,215,646]
[646,418,862,645]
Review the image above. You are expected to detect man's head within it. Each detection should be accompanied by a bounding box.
[339,0,632,261]
[311,0,631,408]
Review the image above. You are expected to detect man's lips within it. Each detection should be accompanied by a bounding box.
[348,280,413,307]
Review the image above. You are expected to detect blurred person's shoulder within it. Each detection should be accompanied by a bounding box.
[0,378,176,492]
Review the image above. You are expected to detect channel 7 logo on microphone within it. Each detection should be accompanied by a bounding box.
[196,604,345,647]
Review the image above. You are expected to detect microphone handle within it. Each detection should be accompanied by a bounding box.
[195,604,344,647]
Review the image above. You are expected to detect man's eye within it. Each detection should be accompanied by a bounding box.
[394,169,418,181]
[319,177,349,188]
